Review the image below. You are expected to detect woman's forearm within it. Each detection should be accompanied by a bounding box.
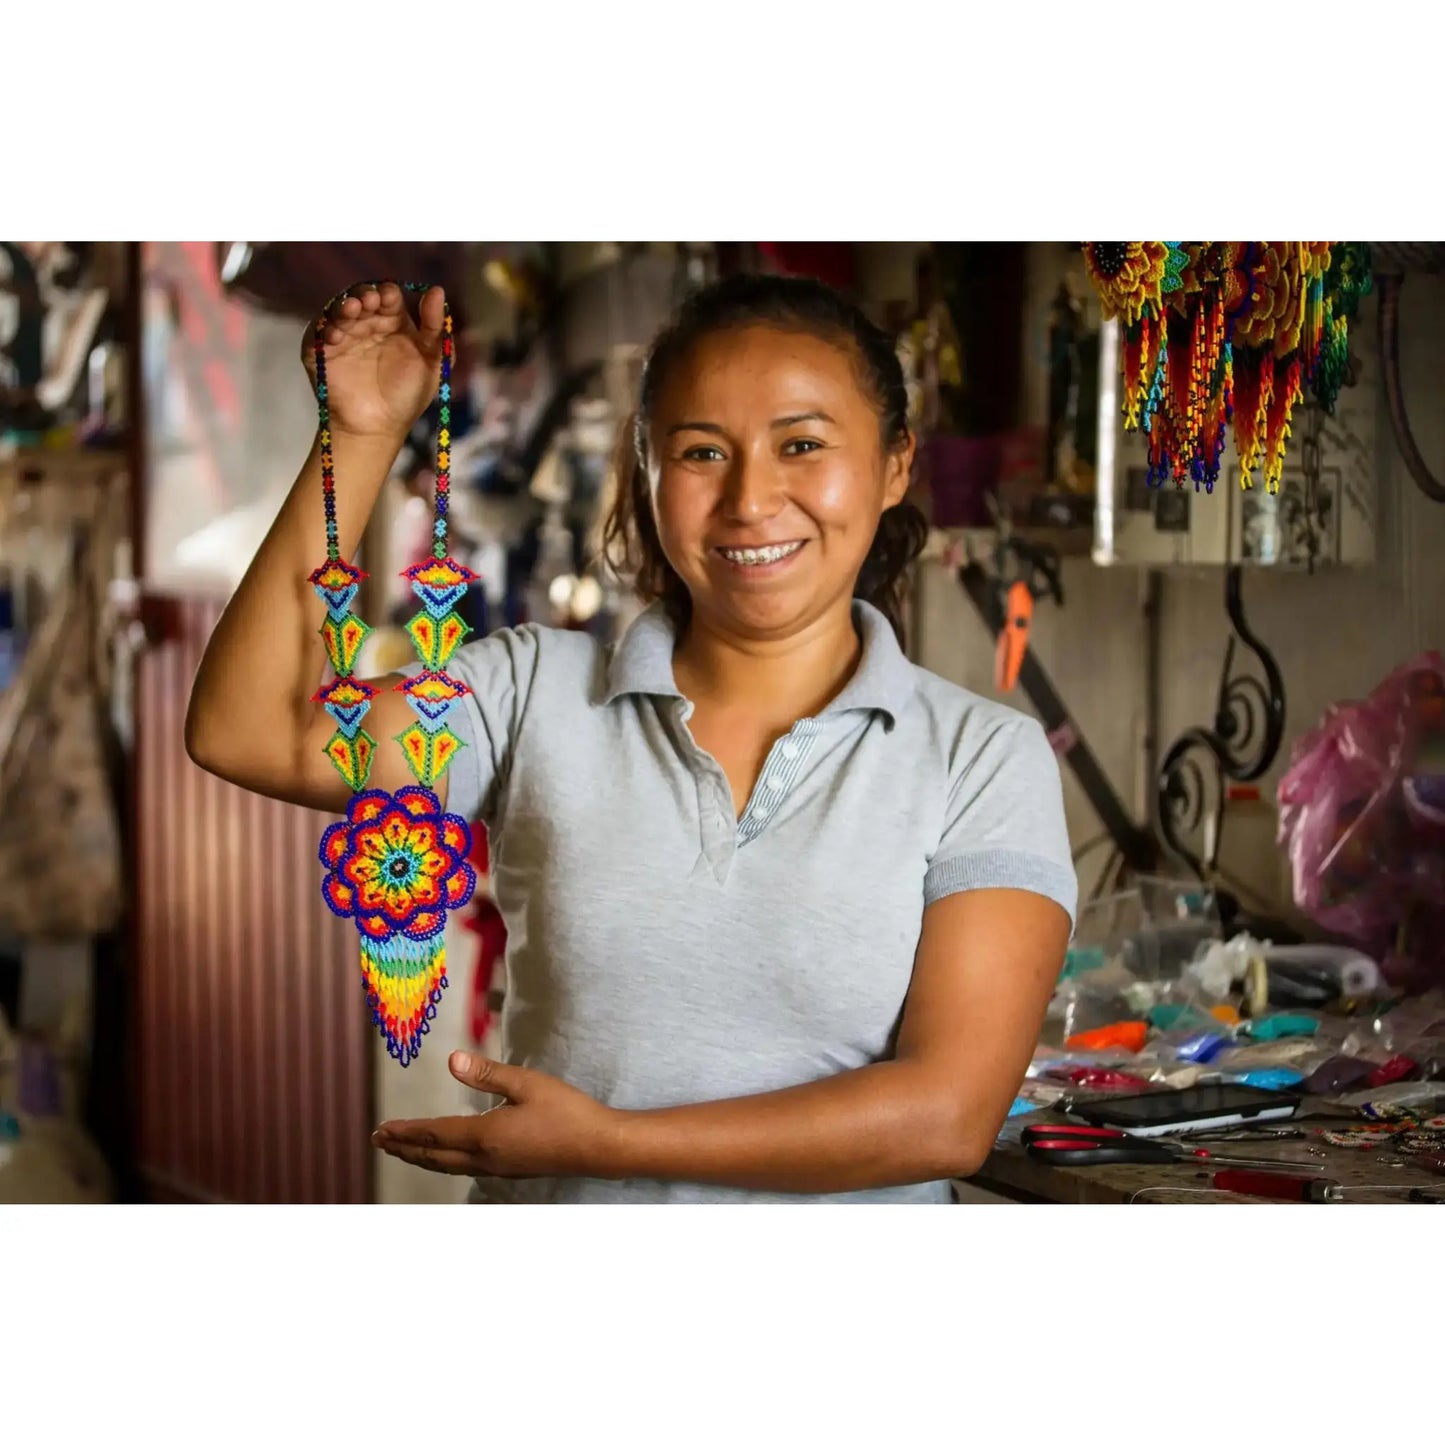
[184,427,401,795]
[605,1060,983,1194]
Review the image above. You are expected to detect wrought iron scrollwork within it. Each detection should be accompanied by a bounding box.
[1156,566,1286,876]
[1377,271,1445,505]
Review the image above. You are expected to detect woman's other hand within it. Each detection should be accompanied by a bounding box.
[301,280,447,441]
[372,1052,622,1180]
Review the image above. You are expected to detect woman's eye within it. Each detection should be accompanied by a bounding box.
[682,445,725,462]
[782,438,823,456]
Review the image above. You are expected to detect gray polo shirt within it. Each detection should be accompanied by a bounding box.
[405,599,1076,1204]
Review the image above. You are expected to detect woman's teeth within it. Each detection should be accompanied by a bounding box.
[718,542,804,567]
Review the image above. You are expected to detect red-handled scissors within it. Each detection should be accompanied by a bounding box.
[1020,1124,1323,1171]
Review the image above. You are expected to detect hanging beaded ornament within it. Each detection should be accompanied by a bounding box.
[1309,242,1373,414]
[1084,242,1371,495]
[311,282,479,1067]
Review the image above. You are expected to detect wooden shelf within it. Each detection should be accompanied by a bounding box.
[922,524,1096,564]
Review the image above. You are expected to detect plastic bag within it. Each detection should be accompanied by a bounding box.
[1277,652,1445,987]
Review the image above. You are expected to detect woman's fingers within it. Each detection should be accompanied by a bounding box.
[374,1116,474,1150]
[375,280,406,315]
[377,1143,479,1175]
[416,284,447,351]
[319,281,416,349]
[373,1115,485,1174]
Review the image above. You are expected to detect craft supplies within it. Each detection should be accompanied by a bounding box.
[1083,242,1371,494]
[1045,1065,1153,1092]
[1242,955,1271,1018]
[1185,932,1262,1002]
[1186,1123,1308,1144]
[1023,1124,1324,1172]
[1211,1169,1343,1202]
[1226,1068,1306,1091]
[1217,1038,1322,1069]
[1065,1082,1301,1136]
[1059,945,1107,981]
[1172,1031,1231,1065]
[1393,1128,1445,1156]
[1319,1124,1399,1150]
[1065,1021,1148,1053]
[1261,964,1340,1010]
[1147,1064,1210,1090]
[1364,1056,1419,1089]
[1147,1003,1222,1033]
[1263,944,1381,1000]
[311,283,478,1067]
[1337,1080,1445,1111]
[1241,1014,1321,1041]
[1301,1055,1378,1095]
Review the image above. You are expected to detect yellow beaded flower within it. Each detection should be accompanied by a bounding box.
[1234,243,1301,351]
[1083,243,1170,323]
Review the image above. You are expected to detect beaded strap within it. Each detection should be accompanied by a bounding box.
[309,282,478,1067]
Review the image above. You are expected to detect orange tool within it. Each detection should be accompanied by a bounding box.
[985,534,1061,695]
[994,580,1035,693]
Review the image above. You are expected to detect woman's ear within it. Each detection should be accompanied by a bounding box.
[883,432,917,509]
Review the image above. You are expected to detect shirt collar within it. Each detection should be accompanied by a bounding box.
[603,599,915,727]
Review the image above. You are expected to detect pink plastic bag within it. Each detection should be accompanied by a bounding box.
[1277,652,1445,987]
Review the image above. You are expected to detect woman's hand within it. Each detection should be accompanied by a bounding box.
[301,280,447,441]
[372,1052,623,1179]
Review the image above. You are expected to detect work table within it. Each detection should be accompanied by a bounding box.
[967,1109,1445,1204]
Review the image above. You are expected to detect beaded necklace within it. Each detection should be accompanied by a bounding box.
[310,282,479,1067]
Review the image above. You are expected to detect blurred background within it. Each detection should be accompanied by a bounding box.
[1,239,1441,1204]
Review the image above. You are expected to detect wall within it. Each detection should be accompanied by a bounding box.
[910,251,1445,921]
[853,242,1153,903]
[1153,269,1445,911]
[913,551,1153,903]
[134,597,372,1203]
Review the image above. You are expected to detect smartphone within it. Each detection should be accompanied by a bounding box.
[1063,1082,1301,1137]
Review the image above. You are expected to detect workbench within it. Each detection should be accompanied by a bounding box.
[964,1110,1445,1204]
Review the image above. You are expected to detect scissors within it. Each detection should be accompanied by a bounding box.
[1021,1124,1324,1172]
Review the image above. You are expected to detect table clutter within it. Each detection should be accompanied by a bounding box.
[979,879,1445,1204]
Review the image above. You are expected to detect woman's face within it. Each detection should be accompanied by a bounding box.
[646,324,913,642]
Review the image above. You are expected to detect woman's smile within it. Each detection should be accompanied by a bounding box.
[711,538,809,577]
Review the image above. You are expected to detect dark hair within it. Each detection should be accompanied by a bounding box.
[600,272,928,642]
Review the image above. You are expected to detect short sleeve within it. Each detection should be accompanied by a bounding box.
[398,624,542,826]
[924,715,1078,929]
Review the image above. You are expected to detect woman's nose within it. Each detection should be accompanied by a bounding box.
[721,451,784,521]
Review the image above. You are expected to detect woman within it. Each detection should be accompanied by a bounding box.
[186,273,1076,1204]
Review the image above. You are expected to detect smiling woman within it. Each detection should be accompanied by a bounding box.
[602,273,929,648]
[185,271,1077,1205]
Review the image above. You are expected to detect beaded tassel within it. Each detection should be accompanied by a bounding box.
[1232,348,1274,490]
[311,283,479,1067]
[1121,311,1157,430]
[1262,353,1304,495]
